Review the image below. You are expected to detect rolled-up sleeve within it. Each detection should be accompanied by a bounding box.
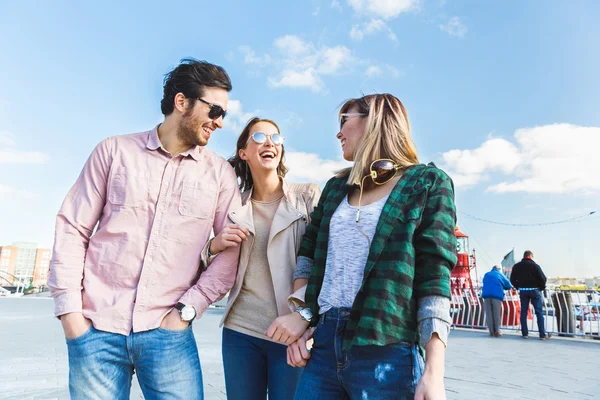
[179,163,241,316]
[48,138,113,317]
[413,169,457,300]
[417,295,452,347]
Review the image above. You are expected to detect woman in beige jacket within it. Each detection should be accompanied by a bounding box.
[202,117,321,400]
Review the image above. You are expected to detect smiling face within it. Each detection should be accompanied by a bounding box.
[240,121,283,175]
[336,105,368,161]
[177,86,229,147]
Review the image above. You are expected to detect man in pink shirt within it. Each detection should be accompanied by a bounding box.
[48,59,242,400]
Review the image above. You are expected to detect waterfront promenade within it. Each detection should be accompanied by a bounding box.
[0,297,598,399]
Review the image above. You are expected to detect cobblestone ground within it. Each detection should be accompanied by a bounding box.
[1,297,599,399]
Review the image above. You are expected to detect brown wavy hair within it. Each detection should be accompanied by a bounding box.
[229,117,289,192]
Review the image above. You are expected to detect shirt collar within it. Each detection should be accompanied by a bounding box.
[146,124,202,161]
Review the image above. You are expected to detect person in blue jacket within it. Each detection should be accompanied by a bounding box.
[482,265,513,337]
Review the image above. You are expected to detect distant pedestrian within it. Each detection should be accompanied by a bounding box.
[510,251,551,340]
[482,265,513,337]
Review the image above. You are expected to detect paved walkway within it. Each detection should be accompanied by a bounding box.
[1,297,599,399]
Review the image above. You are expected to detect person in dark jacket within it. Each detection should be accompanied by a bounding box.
[510,251,551,340]
[482,266,513,337]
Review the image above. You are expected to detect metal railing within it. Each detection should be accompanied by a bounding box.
[451,287,600,339]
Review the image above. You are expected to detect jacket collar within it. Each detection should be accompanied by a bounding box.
[362,164,427,279]
[228,179,305,237]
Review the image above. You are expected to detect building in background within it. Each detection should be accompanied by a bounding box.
[0,243,51,288]
[13,242,38,284]
[33,248,52,287]
[0,245,18,285]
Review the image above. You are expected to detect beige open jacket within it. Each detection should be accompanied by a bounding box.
[201,180,321,326]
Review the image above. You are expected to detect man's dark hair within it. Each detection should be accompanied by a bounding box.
[160,58,232,116]
[524,250,533,258]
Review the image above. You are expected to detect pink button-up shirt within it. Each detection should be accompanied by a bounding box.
[48,126,241,335]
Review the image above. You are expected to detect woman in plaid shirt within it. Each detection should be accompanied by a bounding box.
[281,94,457,400]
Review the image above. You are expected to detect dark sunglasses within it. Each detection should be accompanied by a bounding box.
[369,159,401,185]
[196,98,227,120]
[250,132,284,145]
[355,159,401,246]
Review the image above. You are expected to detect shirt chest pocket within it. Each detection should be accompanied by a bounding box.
[108,169,148,207]
[178,181,217,219]
[396,184,429,224]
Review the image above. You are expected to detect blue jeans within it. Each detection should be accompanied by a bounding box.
[222,327,302,400]
[294,308,424,400]
[67,325,203,400]
[519,289,547,338]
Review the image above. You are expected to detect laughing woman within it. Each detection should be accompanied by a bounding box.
[201,117,321,400]
[285,94,458,400]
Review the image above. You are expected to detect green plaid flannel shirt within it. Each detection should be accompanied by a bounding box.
[300,163,457,349]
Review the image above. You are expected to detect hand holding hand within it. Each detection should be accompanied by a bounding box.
[287,327,315,367]
[265,312,309,345]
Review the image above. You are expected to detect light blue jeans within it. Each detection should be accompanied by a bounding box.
[66,325,203,399]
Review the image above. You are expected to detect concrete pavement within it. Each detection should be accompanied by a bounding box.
[0,297,598,399]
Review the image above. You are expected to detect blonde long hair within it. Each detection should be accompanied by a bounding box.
[337,94,419,186]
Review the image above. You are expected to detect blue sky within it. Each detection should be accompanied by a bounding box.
[1,1,598,278]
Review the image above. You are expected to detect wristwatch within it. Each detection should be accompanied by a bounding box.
[175,302,196,322]
[295,306,313,322]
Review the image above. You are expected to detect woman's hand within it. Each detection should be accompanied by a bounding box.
[415,333,446,400]
[287,327,315,367]
[211,224,249,253]
[414,371,446,400]
[265,312,309,345]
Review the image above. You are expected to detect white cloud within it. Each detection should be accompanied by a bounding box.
[0,184,39,199]
[225,100,258,133]
[238,45,272,66]
[331,0,343,11]
[313,6,320,16]
[350,18,397,41]
[365,64,401,78]
[285,152,351,185]
[348,0,419,19]
[268,69,324,92]
[281,112,304,127]
[266,35,354,92]
[0,133,47,200]
[440,16,468,38]
[318,46,353,74]
[0,150,48,164]
[240,33,397,92]
[0,131,16,147]
[365,65,383,77]
[441,124,600,194]
[274,35,313,57]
